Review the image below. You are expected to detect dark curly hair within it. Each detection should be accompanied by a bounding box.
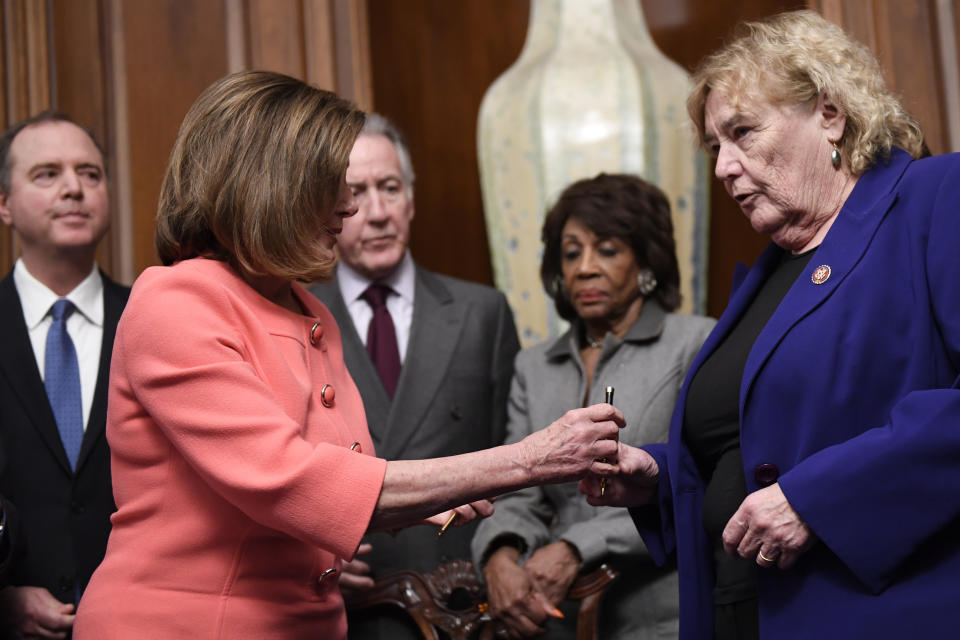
[540,173,681,321]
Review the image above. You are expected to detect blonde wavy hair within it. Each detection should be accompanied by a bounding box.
[687,10,924,176]
[156,70,364,281]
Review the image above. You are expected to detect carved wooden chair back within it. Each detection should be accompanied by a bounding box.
[347,558,619,640]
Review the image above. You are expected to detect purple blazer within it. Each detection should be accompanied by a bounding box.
[633,148,960,639]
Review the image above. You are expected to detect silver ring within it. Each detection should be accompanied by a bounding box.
[757,549,776,563]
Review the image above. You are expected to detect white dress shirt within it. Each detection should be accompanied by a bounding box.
[336,252,415,363]
[14,259,104,431]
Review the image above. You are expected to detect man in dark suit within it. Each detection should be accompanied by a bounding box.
[310,114,520,639]
[0,112,129,638]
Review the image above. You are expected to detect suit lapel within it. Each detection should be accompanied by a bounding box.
[739,151,911,417]
[0,273,72,473]
[75,275,128,472]
[379,268,466,460]
[310,281,392,449]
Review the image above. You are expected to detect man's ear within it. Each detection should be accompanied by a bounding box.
[818,92,846,142]
[0,190,13,227]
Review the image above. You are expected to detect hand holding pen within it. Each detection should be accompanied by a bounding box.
[437,497,497,537]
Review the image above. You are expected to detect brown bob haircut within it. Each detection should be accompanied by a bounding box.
[155,70,365,281]
[540,173,681,321]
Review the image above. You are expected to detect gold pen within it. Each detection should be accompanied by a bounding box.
[437,511,457,537]
[601,386,614,496]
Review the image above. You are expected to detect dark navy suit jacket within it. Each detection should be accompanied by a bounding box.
[633,149,960,638]
[0,271,129,603]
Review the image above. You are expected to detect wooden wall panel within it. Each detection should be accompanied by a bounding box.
[111,0,231,278]
[51,0,115,275]
[1,0,52,271]
[303,0,337,90]
[332,0,372,108]
[875,3,947,153]
[366,0,530,287]
[247,0,307,78]
[939,0,960,150]
[814,0,951,155]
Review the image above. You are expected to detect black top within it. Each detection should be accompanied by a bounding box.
[682,248,814,604]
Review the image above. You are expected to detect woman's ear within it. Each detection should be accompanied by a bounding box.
[818,92,846,141]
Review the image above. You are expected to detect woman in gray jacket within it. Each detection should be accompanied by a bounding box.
[473,173,714,639]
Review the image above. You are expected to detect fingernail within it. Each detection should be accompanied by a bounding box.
[548,607,564,619]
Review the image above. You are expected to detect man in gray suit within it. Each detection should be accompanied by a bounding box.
[309,114,520,639]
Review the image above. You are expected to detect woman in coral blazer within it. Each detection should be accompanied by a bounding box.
[73,71,625,640]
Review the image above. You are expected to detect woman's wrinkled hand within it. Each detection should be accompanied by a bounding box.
[424,498,495,527]
[523,541,580,606]
[518,404,624,485]
[483,547,557,639]
[579,443,659,508]
[722,483,817,569]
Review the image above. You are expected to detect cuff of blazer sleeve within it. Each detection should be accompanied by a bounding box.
[478,534,528,569]
[311,446,387,561]
[472,510,548,569]
[630,444,674,567]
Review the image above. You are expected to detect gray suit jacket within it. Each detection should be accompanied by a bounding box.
[472,301,715,640]
[309,265,519,638]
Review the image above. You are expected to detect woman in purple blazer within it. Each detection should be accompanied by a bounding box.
[581,11,960,640]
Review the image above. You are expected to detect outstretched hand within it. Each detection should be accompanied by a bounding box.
[425,498,495,528]
[519,404,624,485]
[579,442,659,508]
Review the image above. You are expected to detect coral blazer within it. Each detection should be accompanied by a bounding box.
[74,258,386,640]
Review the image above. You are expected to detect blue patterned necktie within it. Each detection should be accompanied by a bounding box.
[45,299,84,470]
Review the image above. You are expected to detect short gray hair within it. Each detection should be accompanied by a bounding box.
[361,113,415,196]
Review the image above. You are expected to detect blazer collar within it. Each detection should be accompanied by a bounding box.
[544,298,667,360]
[738,149,912,414]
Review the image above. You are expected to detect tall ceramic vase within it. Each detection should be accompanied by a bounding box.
[478,0,709,346]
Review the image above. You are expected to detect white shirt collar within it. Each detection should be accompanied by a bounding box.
[337,251,416,305]
[14,258,104,328]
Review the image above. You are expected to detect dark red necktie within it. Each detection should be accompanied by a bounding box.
[361,284,402,397]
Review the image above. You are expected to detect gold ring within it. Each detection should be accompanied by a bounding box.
[758,549,776,563]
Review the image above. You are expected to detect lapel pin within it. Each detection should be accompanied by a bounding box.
[811,264,831,285]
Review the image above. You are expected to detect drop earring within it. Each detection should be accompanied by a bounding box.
[830,142,841,169]
[552,275,566,298]
[637,269,657,296]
